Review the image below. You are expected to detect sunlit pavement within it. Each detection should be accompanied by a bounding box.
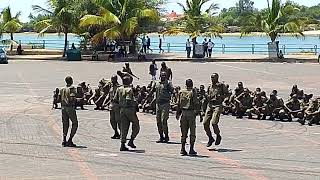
[0,60,320,179]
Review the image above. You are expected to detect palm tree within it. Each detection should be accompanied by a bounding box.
[80,0,159,53]
[0,7,23,51]
[32,0,77,57]
[165,0,223,57]
[241,0,305,42]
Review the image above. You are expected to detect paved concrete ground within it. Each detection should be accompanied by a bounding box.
[1,60,320,180]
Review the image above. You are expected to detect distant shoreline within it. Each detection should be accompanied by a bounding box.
[1,30,319,37]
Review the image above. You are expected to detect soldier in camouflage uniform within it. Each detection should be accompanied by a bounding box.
[203,73,228,147]
[302,99,320,126]
[176,79,200,156]
[235,88,253,119]
[247,92,267,120]
[148,71,174,143]
[108,75,121,139]
[113,76,140,151]
[265,92,285,121]
[60,76,78,147]
[284,94,304,122]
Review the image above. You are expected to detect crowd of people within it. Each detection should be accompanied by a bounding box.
[53,61,320,155]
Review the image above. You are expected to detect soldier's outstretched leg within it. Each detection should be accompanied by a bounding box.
[180,111,188,155]
[156,104,164,143]
[128,110,140,149]
[203,108,215,147]
[67,107,78,147]
[189,112,197,155]
[212,106,222,146]
[61,108,70,147]
[120,109,130,151]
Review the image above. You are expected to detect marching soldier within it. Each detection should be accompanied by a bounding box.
[176,79,200,156]
[113,76,140,151]
[148,71,174,143]
[107,75,121,139]
[60,76,78,147]
[203,73,228,147]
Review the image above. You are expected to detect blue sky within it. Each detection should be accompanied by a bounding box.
[0,0,319,22]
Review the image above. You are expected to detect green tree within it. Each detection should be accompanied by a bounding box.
[32,0,77,57]
[0,7,23,51]
[241,0,305,42]
[165,0,223,57]
[80,0,159,53]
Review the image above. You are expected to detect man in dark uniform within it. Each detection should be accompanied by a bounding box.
[176,79,200,156]
[203,73,229,147]
[160,62,172,81]
[113,76,140,151]
[60,76,78,147]
[148,71,174,143]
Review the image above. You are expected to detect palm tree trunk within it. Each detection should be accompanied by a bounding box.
[10,33,13,51]
[63,31,68,57]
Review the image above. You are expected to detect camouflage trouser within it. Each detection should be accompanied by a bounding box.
[156,103,170,135]
[62,106,78,138]
[203,105,222,137]
[120,108,140,143]
[305,113,320,125]
[110,105,120,133]
[266,108,286,118]
[246,107,267,115]
[180,110,196,144]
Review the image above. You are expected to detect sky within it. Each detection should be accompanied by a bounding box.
[0,0,319,22]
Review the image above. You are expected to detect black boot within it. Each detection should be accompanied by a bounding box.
[189,142,197,156]
[111,131,120,139]
[120,143,129,151]
[66,139,76,147]
[164,134,170,143]
[62,136,67,147]
[156,134,164,143]
[180,143,187,156]
[128,138,136,148]
[215,134,222,146]
[206,136,215,147]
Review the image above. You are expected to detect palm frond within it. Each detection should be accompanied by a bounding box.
[32,5,53,15]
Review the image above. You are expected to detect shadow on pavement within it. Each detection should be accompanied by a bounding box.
[208,148,242,153]
[128,149,145,153]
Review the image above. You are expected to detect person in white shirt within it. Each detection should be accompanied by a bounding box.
[208,39,214,58]
[186,39,192,58]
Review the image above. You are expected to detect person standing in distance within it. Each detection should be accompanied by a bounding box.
[176,79,200,156]
[148,71,174,143]
[159,35,165,53]
[149,60,158,81]
[60,76,78,147]
[113,76,140,151]
[186,39,192,58]
[203,73,229,148]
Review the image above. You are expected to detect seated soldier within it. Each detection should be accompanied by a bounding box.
[302,99,320,126]
[94,79,111,110]
[170,86,180,111]
[198,85,208,115]
[265,92,285,121]
[222,84,233,115]
[284,94,304,122]
[52,88,61,109]
[290,85,304,100]
[247,92,268,120]
[137,86,147,108]
[235,88,253,119]
[76,84,85,110]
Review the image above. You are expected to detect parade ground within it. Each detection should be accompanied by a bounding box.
[1,60,320,180]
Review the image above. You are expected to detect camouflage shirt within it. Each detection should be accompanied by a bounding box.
[60,85,77,107]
